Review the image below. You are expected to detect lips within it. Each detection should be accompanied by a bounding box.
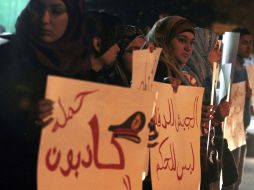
[182,53,190,58]
[40,29,53,35]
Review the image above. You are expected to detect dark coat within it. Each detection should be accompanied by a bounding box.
[0,35,85,189]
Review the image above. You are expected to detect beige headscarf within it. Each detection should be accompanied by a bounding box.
[147,16,194,84]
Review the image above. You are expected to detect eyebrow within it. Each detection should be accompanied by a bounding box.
[51,3,66,8]
[177,34,195,40]
[242,39,252,42]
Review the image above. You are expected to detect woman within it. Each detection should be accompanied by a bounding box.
[186,27,238,190]
[115,25,158,189]
[83,11,124,86]
[0,0,86,188]
[116,25,146,86]
[147,16,221,190]
[186,27,221,102]
[147,16,196,86]
[33,11,123,130]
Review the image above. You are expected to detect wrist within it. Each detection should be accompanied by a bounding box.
[212,117,222,127]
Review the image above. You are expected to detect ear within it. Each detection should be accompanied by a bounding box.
[92,37,101,53]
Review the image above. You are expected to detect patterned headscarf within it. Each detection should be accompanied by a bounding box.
[15,0,87,75]
[185,27,218,103]
[188,27,218,86]
[86,11,122,57]
[147,16,194,84]
[117,25,144,56]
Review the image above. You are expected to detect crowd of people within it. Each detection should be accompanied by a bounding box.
[0,0,253,190]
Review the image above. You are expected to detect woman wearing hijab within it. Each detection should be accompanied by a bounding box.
[185,27,238,190]
[0,0,86,188]
[116,25,146,86]
[147,16,222,190]
[186,27,220,101]
[147,16,196,86]
[83,11,125,86]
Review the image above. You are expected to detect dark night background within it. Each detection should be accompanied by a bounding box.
[86,0,254,34]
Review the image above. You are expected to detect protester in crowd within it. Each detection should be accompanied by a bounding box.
[185,27,238,190]
[35,12,157,142]
[237,27,253,117]
[221,27,253,190]
[33,11,124,130]
[82,10,126,86]
[0,0,87,188]
[33,12,158,190]
[241,27,254,67]
[147,16,225,190]
[241,28,254,115]
[147,16,196,86]
[111,24,157,190]
[115,24,156,87]
[116,25,146,86]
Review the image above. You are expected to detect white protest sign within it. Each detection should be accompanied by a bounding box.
[38,76,155,190]
[219,32,240,102]
[211,62,220,105]
[132,48,162,91]
[219,63,232,102]
[221,32,240,67]
[224,82,247,151]
[150,82,203,190]
[131,48,161,180]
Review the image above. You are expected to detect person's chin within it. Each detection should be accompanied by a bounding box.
[41,35,55,43]
[242,54,251,59]
[181,58,189,65]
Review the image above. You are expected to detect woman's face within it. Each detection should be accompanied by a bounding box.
[208,40,222,65]
[31,0,69,43]
[171,31,195,65]
[99,43,120,66]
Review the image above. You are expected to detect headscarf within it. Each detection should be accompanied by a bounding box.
[114,25,145,86]
[117,25,144,56]
[86,10,122,57]
[147,16,194,84]
[186,27,218,103]
[15,0,87,75]
[188,27,218,85]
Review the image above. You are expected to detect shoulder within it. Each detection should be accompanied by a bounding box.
[233,64,248,83]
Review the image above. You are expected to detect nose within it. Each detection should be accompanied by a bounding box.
[41,10,50,24]
[247,43,252,51]
[184,42,192,52]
